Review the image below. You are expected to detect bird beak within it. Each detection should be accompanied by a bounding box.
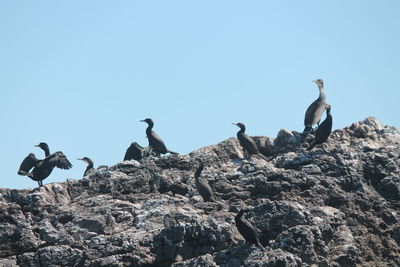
[232,123,237,126]
[77,158,83,161]
[312,80,317,84]
[34,144,39,147]
[140,120,145,122]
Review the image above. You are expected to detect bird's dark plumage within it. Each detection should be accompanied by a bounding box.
[307,105,333,151]
[18,153,39,175]
[304,79,327,133]
[233,123,267,160]
[235,209,265,250]
[18,143,72,187]
[78,157,94,177]
[141,118,178,156]
[194,158,214,202]
[124,142,143,161]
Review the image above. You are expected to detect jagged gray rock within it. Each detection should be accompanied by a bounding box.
[1,117,400,266]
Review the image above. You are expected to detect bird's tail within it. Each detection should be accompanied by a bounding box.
[307,141,316,151]
[258,153,268,161]
[18,170,28,176]
[168,150,179,155]
[210,197,227,209]
[257,240,266,251]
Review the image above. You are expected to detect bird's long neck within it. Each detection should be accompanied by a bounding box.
[42,147,50,157]
[85,164,93,173]
[146,122,154,135]
[235,210,245,220]
[194,161,204,179]
[86,161,94,169]
[318,85,326,100]
[237,126,245,135]
[326,109,332,120]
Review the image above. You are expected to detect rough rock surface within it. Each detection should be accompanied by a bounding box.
[1,117,400,266]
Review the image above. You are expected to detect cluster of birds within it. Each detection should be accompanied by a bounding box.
[18,79,332,188]
[17,79,333,250]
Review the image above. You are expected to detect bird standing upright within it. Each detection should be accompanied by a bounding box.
[193,158,215,202]
[77,157,94,177]
[141,118,178,156]
[307,105,333,151]
[235,209,265,250]
[233,122,267,160]
[304,79,327,133]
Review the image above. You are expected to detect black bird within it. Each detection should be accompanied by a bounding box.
[77,157,94,177]
[18,143,72,187]
[307,105,333,151]
[233,123,267,160]
[193,158,215,202]
[141,118,178,156]
[124,142,143,161]
[304,79,327,133]
[235,209,265,250]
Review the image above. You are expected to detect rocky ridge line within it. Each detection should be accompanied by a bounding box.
[0,117,399,266]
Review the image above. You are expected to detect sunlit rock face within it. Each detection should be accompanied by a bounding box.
[1,117,400,266]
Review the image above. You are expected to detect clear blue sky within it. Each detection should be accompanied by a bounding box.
[1,1,399,189]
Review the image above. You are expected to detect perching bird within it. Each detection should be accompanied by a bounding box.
[304,79,327,133]
[307,105,333,151]
[235,209,265,250]
[233,123,267,160]
[141,118,178,156]
[194,158,215,202]
[18,143,72,187]
[77,157,94,177]
[124,142,143,161]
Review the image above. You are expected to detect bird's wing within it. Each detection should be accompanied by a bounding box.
[240,134,258,154]
[242,218,258,235]
[304,99,320,126]
[124,142,143,160]
[45,152,73,169]
[18,153,39,173]
[150,131,167,151]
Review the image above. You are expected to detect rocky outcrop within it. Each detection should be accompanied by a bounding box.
[1,117,400,266]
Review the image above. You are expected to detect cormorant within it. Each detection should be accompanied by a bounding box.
[18,143,72,187]
[193,158,215,202]
[141,118,178,156]
[233,123,267,160]
[307,105,332,151]
[124,142,143,161]
[235,209,265,250]
[304,79,327,133]
[77,157,94,177]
